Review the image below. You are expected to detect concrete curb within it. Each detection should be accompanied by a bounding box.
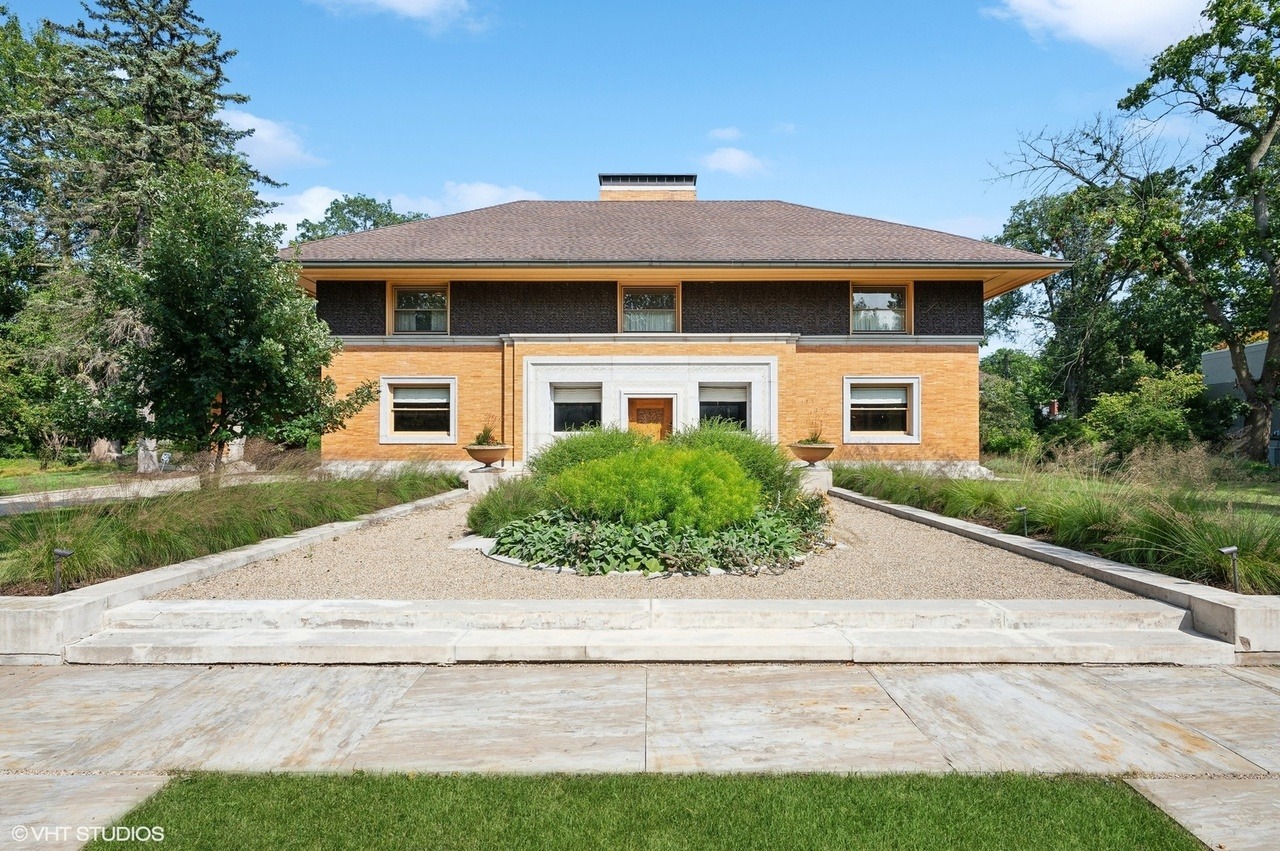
[0,488,469,665]
[828,487,1280,653]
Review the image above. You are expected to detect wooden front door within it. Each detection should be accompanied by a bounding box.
[628,397,673,440]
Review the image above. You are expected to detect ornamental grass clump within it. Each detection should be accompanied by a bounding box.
[668,419,800,503]
[547,444,759,533]
[525,426,651,477]
[830,462,1280,594]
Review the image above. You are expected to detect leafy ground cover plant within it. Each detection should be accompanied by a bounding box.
[0,467,461,594]
[831,460,1280,594]
[493,493,830,575]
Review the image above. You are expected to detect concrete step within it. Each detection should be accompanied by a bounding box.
[100,598,1192,633]
[65,624,1235,666]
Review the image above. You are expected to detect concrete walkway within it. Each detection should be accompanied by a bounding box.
[1,663,1279,849]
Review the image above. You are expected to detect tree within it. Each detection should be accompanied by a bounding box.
[987,188,1143,416]
[295,194,426,243]
[1010,0,1280,459]
[129,165,373,471]
[1084,370,1205,456]
[0,1,271,459]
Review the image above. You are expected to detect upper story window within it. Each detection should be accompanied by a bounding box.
[851,286,908,333]
[394,287,447,333]
[622,286,677,332]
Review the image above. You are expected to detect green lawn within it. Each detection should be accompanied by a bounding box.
[0,458,124,496]
[87,773,1199,851]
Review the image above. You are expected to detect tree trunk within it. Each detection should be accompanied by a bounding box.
[136,437,160,474]
[1241,400,1275,462]
[201,440,227,490]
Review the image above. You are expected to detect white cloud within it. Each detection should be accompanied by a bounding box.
[984,0,1204,62]
[389,181,542,217]
[708,127,742,141]
[260,185,344,243]
[311,0,473,29]
[773,122,797,135]
[701,147,766,177]
[219,109,324,170]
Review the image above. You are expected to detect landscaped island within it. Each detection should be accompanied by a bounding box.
[467,424,830,575]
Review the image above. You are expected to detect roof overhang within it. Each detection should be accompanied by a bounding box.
[294,260,1069,300]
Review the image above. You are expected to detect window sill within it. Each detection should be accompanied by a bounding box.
[379,433,456,445]
[844,433,921,445]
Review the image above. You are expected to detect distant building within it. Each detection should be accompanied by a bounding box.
[1200,339,1279,434]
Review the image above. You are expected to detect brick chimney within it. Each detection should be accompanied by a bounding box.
[599,173,697,201]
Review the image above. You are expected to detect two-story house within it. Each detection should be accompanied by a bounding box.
[292,174,1065,472]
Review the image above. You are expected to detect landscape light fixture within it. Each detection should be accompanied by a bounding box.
[52,548,73,595]
[1014,506,1028,537]
[1218,545,1240,594]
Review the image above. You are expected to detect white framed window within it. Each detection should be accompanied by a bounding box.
[621,286,678,332]
[851,286,908,333]
[393,287,448,333]
[843,376,921,444]
[698,384,750,429]
[379,376,457,444]
[552,385,602,432]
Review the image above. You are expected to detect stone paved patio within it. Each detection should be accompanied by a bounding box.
[1,663,1277,850]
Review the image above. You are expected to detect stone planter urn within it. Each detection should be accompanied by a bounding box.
[464,444,510,469]
[788,442,836,467]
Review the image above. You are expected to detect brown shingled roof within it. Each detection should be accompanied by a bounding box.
[287,200,1061,267]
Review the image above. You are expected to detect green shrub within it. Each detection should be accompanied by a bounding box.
[548,444,759,533]
[526,427,651,478]
[668,419,800,503]
[1084,370,1203,457]
[466,476,552,537]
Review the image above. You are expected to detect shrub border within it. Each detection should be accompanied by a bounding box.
[829,487,1280,654]
[0,488,469,665]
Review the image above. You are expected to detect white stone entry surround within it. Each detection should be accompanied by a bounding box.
[522,355,778,457]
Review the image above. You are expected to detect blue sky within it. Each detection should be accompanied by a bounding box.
[9,0,1203,245]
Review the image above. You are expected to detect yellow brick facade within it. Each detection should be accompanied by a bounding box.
[322,339,978,464]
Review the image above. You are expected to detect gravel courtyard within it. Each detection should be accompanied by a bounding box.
[160,495,1134,600]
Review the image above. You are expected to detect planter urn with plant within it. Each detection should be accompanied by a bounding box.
[465,423,510,469]
[789,427,836,467]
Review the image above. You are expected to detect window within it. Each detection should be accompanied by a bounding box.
[379,377,456,444]
[394,287,447,333]
[622,287,677,332]
[851,286,907,333]
[553,385,602,432]
[699,384,749,429]
[844,377,920,444]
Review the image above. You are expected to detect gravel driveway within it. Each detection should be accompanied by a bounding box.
[159,495,1134,600]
